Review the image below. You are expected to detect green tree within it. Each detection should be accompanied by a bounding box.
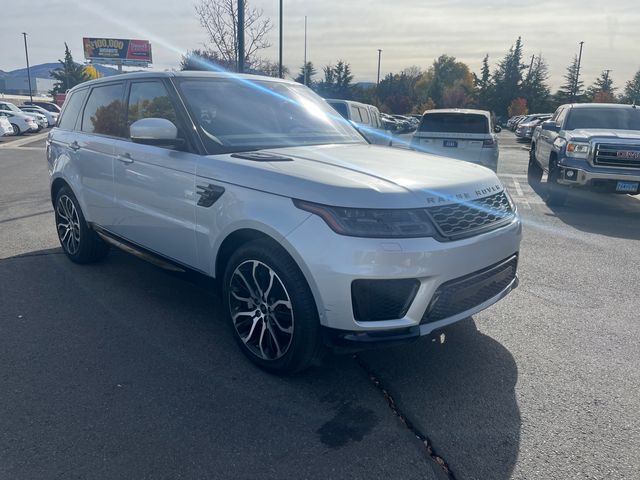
[415,55,475,108]
[521,56,551,113]
[491,37,526,115]
[555,55,584,104]
[316,60,353,99]
[49,43,90,95]
[621,69,640,104]
[475,54,493,109]
[180,49,236,71]
[586,70,616,102]
[294,62,317,86]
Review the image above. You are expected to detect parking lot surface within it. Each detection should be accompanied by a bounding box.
[1,132,639,479]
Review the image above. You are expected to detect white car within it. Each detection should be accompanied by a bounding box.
[0,110,39,135]
[48,72,521,373]
[20,105,59,127]
[326,99,391,145]
[411,109,500,171]
[0,116,13,136]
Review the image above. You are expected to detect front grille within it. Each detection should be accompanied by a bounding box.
[594,143,640,168]
[352,278,420,321]
[422,255,518,324]
[427,191,514,240]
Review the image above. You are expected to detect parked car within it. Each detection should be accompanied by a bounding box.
[0,116,13,136]
[391,115,416,133]
[326,99,391,145]
[411,108,500,171]
[20,105,59,127]
[507,116,523,130]
[28,111,48,131]
[0,110,39,135]
[529,103,640,206]
[515,114,552,141]
[48,72,521,373]
[23,101,62,114]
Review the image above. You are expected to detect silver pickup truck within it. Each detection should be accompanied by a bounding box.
[529,103,640,206]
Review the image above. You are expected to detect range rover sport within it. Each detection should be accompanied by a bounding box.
[47,72,522,373]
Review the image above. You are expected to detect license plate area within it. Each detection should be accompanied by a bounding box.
[616,181,639,193]
[443,140,458,148]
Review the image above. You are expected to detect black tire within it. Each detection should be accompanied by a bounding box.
[54,186,109,263]
[10,123,21,136]
[223,239,322,374]
[527,146,543,186]
[544,160,568,207]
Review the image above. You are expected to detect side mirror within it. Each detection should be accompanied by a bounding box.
[130,118,183,147]
[494,125,502,133]
[541,120,560,133]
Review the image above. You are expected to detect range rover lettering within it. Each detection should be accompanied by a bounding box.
[47,72,522,373]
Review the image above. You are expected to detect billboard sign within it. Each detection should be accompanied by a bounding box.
[83,38,152,66]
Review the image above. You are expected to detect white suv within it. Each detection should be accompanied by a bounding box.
[47,72,521,373]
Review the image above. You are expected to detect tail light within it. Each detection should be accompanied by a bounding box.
[482,138,496,148]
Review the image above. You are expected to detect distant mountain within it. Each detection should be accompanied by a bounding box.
[5,63,119,79]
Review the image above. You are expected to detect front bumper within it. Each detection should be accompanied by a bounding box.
[285,213,522,335]
[557,157,640,188]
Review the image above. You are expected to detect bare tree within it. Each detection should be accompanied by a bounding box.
[194,0,272,69]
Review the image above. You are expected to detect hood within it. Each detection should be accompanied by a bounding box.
[567,129,640,142]
[200,144,503,209]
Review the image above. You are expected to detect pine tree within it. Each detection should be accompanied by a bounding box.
[476,54,493,109]
[621,69,640,104]
[294,62,317,86]
[586,70,616,102]
[522,56,551,113]
[491,37,526,115]
[49,43,90,95]
[555,55,584,104]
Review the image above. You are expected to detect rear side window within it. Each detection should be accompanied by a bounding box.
[81,83,126,137]
[350,105,362,122]
[58,89,87,130]
[329,102,349,120]
[127,81,178,129]
[358,106,370,124]
[419,113,489,134]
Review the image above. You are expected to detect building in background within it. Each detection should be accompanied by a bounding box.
[0,77,56,96]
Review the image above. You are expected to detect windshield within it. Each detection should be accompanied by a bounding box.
[419,113,489,134]
[1,102,22,113]
[176,78,365,154]
[565,107,640,131]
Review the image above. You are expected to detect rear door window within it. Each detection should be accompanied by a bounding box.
[81,83,126,137]
[419,113,489,134]
[58,89,87,130]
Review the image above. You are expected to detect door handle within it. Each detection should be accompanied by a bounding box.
[117,153,134,164]
[69,141,81,151]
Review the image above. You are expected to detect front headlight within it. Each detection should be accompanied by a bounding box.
[566,142,590,158]
[293,199,436,238]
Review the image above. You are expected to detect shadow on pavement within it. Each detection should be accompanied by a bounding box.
[529,179,640,240]
[359,318,521,480]
[0,248,436,480]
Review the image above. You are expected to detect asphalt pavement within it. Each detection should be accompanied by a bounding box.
[0,131,638,479]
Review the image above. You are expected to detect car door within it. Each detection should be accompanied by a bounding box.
[74,82,126,227]
[111,79,199,268]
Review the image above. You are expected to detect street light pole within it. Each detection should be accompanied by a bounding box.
[376,49,382,86]
[303,16,307,85]
[237,0,245,72]
[571,41,584,103]
[22,32,33,103]
[278,0,283,78]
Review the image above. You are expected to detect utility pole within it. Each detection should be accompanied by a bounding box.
[237,0,245,73]
[278,0,283,78]
[303,16,308,85]
[527,54,535,81]
[376,49,382,86]
[571,41,584,103]
[22,32,33,103]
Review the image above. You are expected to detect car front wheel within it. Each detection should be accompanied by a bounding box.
[544,161,568,207]
[223,239,322,374]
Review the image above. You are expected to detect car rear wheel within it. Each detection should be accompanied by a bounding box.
[223,239,322,374]
[54,186,110,263]
[11,123,21,136]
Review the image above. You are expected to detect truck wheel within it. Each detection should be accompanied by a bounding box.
[544,162,568,207]
[527,148,543,186]
[223,239,323,374]
[54,186,110,263]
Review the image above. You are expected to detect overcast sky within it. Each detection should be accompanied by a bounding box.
[2,0,639,90]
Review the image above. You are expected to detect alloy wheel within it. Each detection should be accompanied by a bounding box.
[228,260,294,361]
[56,194,81,255]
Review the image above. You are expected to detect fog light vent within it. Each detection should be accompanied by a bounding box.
[351,279,419,321]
